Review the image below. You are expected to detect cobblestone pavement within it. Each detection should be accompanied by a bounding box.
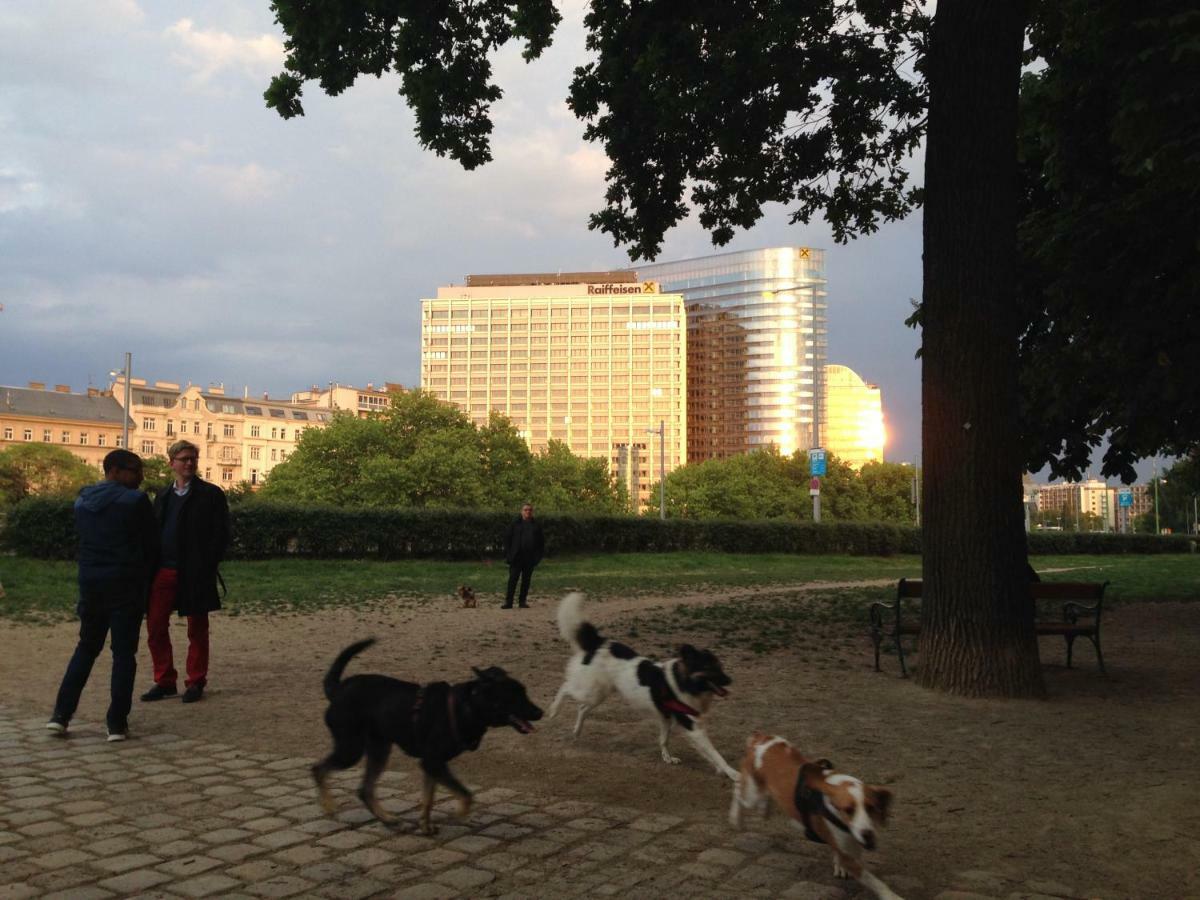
[0,706,1085,899]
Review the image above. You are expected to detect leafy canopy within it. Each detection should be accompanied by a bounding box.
[0,444,97,509]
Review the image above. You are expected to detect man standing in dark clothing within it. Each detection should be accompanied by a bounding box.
[141,439,230,704]
[502,502,544,609]
[47,449,158,742]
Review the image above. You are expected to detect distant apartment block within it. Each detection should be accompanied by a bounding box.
[420,273,687,504]
[1032,479,1153,531]
[290,382,398,418]
[0,382,127,470]
[634,247,827,461]
[823,364,884,468]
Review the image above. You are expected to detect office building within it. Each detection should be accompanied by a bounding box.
[420,273,687,504]
[823,364,884,468]
[634,247,827,461]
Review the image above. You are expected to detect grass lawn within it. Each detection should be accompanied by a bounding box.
[0,551,1196,623]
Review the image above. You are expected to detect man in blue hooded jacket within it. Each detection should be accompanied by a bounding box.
[46,449,158,741]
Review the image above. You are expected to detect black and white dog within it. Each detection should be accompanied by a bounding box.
[548,592,739,780]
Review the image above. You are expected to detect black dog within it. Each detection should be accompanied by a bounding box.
[313,639,543,834]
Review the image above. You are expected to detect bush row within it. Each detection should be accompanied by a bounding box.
[3,498,1192,560]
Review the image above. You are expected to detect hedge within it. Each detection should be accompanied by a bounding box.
[3,497,1193,560]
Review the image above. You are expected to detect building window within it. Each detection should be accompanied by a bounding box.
[42,429,51,442]
[97,434,107,447]
[271,448,277,461]
[206,423,213,439]
[61,431,70,443]
[79,433,88,445]
[142,417,155,431]
[223,424,235,438]
[250,425,260,437]
[116,436,124,448]
[271,427,278,439]
[221,469,234,482]
[2,427,10,440]
[194,399,201,411]
[251,469,259,485]
[250,446,262,460]
[193,421,200,435]
[23,428,34,441]
[205,468,211,480]
[166,421,175,436]
[141,440,154,454]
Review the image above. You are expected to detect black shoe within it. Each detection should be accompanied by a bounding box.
[181,684,204,704]
[45,713,69,736]
[518,603,529,608]
[501,604,513,609]
[106,722,129,743]
[141,684,178,702]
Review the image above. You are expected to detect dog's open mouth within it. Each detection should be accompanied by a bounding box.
[508,715,535,734]
[711,685,729,698]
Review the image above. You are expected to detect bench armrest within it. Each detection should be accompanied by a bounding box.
[868,601,896,630]
[1062,599,1101,624]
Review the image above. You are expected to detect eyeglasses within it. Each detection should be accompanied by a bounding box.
[173,456,199,463]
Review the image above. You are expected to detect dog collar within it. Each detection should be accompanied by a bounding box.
[795,780,850,844]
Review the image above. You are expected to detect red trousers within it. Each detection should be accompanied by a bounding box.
[146,568,209,689]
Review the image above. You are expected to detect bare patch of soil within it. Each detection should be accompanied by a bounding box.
[3,585,1198,898]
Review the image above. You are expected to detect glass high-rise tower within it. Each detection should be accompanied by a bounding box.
[635,247,827,462]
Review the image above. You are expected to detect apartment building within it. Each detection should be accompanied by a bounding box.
[0,383,127,471]
[290,382,398,418]
[420,273,687,504]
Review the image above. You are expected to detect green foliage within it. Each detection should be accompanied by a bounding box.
[266,0,562,169]
[0,443,96,509]
[259,391,625,513]
[2,497,78,556]
[655,448,916,523]
[1017,2,1200,480]
[139,455,173,498]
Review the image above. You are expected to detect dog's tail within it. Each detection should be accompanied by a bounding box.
[323,638,375,700]
[557,592,603,655]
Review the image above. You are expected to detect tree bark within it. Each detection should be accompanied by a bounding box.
[919,1,1044,697]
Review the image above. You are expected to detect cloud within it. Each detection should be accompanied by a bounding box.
[165,18,284,85]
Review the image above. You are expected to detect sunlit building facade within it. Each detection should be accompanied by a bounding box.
[635,247,827,462]
[420,273,687,505]
[823,364,884,468]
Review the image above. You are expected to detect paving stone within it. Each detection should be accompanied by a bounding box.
[97,868,174,893]
[225,806,272,821]
[507,837,561,859]
[18,819,66,837]
[157,855,224,877]
[628,814,684,833]
[171,874,244,898]
[243,875,315,898]
[89,835,142,856]
[407,847,469,870]
[442,834,501,854]
[390,883,458,900]
[27,865,107,893]
[208,842,268,863]
[39,886,115,900]
[159,838,205,856]
[271,844,328,867]
[0,886,42,900]
[252,830,309,850]
[30,847,94,868]
[198,826,254,843]
[243,816,292,832]
[477,823,534,840]
[91,852,163,874]
[315,878,390,899]
[316,830,379,850]
[142,826,191,842]
[678,861,726,880]
[697,847,746,867]
[0,846,28,864]
[435,866,496,890]
[297,860,355,884]
[227,858,289,881]
[340,846,397,869]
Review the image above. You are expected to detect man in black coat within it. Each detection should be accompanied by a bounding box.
[141,440,230,704]
[502,502,544,609]
[47,449,158,741]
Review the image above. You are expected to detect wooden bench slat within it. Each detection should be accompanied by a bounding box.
[870,577,1109,677]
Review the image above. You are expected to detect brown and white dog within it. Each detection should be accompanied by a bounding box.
[731,731,901,900]
[457,585,477,608]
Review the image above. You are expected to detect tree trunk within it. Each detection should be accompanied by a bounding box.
[919,1,1044,697]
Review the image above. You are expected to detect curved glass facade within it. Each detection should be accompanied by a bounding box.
[635,248,827,461]
[823,364,884,468]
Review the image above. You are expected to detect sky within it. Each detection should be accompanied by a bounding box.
[4,0,1121,481]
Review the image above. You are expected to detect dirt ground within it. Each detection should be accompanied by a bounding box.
[3,583,1198,899]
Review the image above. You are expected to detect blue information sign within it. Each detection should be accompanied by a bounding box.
[809,449,827,477]
[1117,488,1133,508]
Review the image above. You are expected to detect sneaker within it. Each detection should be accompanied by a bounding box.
[181,684,204,704]
[140,683,177,702]
[106,725,128,743]
[45,714,68,736]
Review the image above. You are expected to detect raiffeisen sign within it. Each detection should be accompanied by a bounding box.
[586,281,659,295]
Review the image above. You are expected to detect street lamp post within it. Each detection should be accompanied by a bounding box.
[646,420,665,520]
[1153,462,1160,534]
[109,352,132,449]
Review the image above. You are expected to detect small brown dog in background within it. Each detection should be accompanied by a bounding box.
[457,585,477,608]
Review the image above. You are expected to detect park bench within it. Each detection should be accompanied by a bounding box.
[869,578,1109,677]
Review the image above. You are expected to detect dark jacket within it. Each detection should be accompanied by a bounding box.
[154,477,231,616]
[75,480,159,611]
[503,516,545,567]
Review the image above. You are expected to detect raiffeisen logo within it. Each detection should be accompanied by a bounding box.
[586,281,659,295]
